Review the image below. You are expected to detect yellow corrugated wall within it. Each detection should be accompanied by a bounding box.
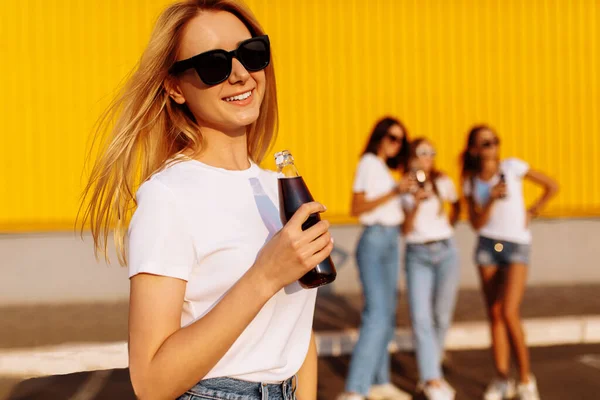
[1,0,598,231]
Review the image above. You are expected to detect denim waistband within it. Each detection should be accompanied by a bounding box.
[363,224,400,231]
[362,224,401,237]
[182,375,297,400]
[407,237,453,247]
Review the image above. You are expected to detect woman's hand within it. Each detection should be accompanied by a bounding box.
[397,175,418,194]
[253,202,333,296]
[489,181,507,200]
[413,188,430,204]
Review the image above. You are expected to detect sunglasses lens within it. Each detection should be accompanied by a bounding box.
[481,137,500,148]
[196,51,230,85]
[238,38,270,71]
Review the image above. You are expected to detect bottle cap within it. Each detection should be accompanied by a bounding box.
[274,150,293,166]
[415,169,427,184]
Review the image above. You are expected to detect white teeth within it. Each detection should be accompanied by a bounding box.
[225,91,252,102]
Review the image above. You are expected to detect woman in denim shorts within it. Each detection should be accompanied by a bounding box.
[401,138,461,400]
[80,1,334,399]
[461,126,558,400]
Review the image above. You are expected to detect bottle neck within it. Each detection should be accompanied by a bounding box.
[278,162,301,178]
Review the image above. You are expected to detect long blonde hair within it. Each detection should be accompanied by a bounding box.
[79,0,278,265]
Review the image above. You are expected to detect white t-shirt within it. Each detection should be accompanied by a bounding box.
[463,158,531,244]
[128,159,317,382]
[401,175,458,244]
[352,153,404,226]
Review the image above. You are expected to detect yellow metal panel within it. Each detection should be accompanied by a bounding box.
[0,0,598,231]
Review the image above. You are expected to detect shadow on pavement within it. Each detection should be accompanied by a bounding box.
[6,369,135,400]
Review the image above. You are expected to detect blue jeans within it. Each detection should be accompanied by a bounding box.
[406,238,459,382]
[178,376,297,400]
[345,225,400,395]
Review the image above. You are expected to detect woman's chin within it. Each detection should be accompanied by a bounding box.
[226,109,260,129]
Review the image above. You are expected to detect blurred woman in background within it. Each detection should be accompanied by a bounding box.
[461,125,558,400]
[337,117,416,400]
[401,138,460,400]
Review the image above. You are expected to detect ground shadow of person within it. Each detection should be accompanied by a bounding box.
[7,368,134,400]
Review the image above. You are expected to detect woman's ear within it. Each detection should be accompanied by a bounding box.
[164,77,186,104]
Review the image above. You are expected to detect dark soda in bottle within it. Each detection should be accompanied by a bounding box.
[499,172,507,199]
[275,150,337,289]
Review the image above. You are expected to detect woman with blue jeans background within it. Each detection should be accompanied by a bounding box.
[337,117,417,400]
[401,138,461,400]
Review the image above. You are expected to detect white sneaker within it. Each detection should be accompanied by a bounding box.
[424,384,455,400]
[336,393,365,400]
[483,378,516,400]
[368,383,412,400]
[441,380,457,397]
[517,376,540,400]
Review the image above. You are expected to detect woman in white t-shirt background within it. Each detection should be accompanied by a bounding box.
[79,1,333,399]
[461,125,558,400]
[401,138,460,400]
[337,117,417,400]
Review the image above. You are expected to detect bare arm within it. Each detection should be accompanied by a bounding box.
[449,201,461,226]
[129,202,333,400]
[129,269,272,400]
[466,195,495,230]
[296,331,317,400]
[465,180,507,230]
[401,189,428,235]
[351,176,416,217]
[524,168,559,216]
[402,204,418,235]
[351,190,399,216]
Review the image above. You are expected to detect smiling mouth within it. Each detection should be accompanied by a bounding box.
[223,90,252,102]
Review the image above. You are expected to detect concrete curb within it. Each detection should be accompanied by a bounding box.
[1,315,599,378]
[316,315,600,356]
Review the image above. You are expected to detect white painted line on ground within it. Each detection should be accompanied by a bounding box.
[331,337,342,357]
[579,354,600,370]
[1,316,598,379]
[583,316,600,343]
[444,322,490,350]
[522,317,584,346]
[0,342,128,378]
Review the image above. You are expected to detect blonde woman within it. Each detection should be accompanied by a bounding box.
[80,1,333,399]
[402,138,460,400]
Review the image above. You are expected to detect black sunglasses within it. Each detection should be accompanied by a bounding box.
[386,134,403,144]
[481,137,500,148]
[169,35,270,86]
